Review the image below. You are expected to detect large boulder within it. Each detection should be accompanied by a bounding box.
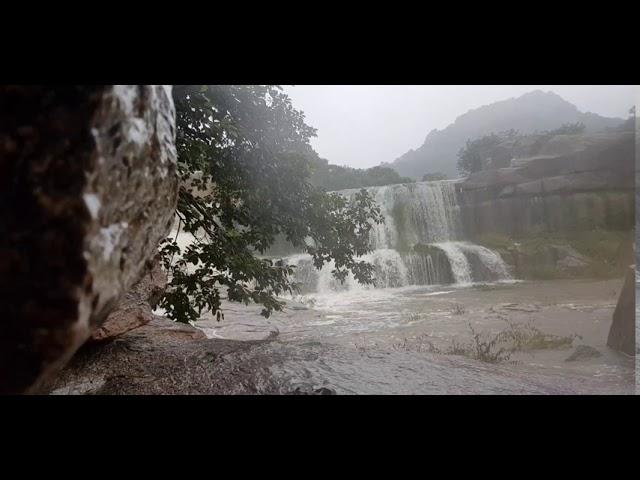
[0,85,178,394]
[607,265,636,356]
[565,345,602,362]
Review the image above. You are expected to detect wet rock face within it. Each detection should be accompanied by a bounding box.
[607,265,636,356]
[89,255,167,342]
[0,85,178,394]
[565,345,602,362]
[49,317,286,395]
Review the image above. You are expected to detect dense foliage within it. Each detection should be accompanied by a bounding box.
[456,130,518,175]
[309,157,414,191]
[421,172,448,182]
[543,122,586,135]
[159,85,383,323]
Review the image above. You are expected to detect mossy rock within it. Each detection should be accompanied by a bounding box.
[475,229,632,280]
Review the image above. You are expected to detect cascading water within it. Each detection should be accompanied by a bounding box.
[456,242,512,280]
[342,181,463,249]
[278,180,512,293]
[430,241,512,285]
[431,242,473,284]
[426,255,435,284]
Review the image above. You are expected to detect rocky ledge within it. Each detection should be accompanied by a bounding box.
[49,316,283,394]
[48,315,338,395]
[457,131,635,238]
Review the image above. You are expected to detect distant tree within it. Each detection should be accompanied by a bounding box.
[457,134,502,176]
[421,172,448,182]
[365,165,414,187]
[457,130,521,176]
[545,122,586,135]
[309,158,413,191]
[161,85,383,323]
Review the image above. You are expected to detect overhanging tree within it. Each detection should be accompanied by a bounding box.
[159,85,383,323]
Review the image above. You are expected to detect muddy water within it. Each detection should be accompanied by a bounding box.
[195,278,635,394]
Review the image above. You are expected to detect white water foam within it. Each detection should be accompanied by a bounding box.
[431,242,473,284]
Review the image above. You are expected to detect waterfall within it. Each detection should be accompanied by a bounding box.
[430,241,512,285]
[276,180,512,292]
[312,249,411,294]
[431,242,473,284]
[456,242,512,280]
[342,181,463,249]
[426,255,435,284]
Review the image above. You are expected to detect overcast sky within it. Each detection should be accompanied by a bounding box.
[282,85,637,169]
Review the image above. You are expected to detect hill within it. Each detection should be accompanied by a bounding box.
[389,90,625,179]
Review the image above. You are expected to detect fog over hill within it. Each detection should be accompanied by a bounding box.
[389,90,626,179]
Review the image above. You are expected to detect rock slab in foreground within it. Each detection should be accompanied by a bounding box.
[565,345,602,362]
[49,316,288,395]
[0,85,178,394]
[607,265,636,356]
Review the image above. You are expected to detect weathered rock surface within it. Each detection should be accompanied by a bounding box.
[513,132,634,181]
[0,85,178,394]
[565,345,602,362]
[291,385,337,395]
[89,255,166,342]
[510,171,628,197]
[459,168,529,190]
[48,316,290,395]
[607,265,635,356]
[458,131,635,238]
[496,243,594,279]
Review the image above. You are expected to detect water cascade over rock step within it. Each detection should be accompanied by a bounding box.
[283,242,511,293]
[344,180,463,249]
[272,180,512,293]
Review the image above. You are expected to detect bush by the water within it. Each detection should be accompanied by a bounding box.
[309,158,414,191]
[392,318,578,364]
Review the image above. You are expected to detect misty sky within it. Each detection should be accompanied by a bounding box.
[282,85,637,169]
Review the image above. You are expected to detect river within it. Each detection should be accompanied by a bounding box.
[167,179,635,394]
[193,278,634,394]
